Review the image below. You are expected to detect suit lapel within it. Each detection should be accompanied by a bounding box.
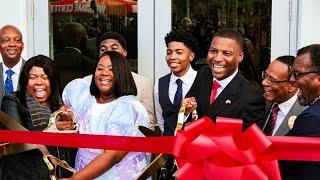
[16,58,26,91]
[262,102,273,130]
[274,99,303,136]
[0,63,5,100]
[211,72,242,116]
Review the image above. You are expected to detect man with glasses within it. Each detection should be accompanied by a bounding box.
[261,55,305,136]
[280,44,320,179]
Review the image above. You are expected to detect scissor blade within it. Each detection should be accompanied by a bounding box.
[136,153,168,180]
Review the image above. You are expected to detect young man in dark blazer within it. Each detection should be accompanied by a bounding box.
[183,28,265,130]
[155,29,198,136]
[280,44,320,179]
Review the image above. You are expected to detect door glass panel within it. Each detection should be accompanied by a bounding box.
[49,0,138,72]
[172,0,271,86]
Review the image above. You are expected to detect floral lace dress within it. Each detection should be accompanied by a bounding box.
[63,79,149,180]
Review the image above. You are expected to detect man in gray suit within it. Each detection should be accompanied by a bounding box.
[0,25,25,103]
[262,55,305,136]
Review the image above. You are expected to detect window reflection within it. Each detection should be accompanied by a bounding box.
[172,0,271,85]
[49,0,138,72]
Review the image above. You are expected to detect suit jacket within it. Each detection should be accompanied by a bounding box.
[263,99,305,136]
[131,72,156,130]
[54,47,95,89]
[0,59,26,103]
[280,100,320,179]
[186,66,266,130]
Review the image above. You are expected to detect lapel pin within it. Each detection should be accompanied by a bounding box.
[225,100,231,104]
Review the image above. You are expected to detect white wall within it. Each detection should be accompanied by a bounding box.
[154,0,171,81]
[297,0,320,49]
[0,0,30,60]
[271,0,296,59]
[138,0,171,83]
[138,0,155,82]
[31,0,50,57]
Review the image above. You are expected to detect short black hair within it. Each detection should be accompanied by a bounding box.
[61,22,87,51]
[97,31,127,50]
[90,51,137,98]
[164,29,198,54]
[276,55,295,66]
[297,44,320,70]
[275,55,296,79]
[213,28,244,51]
[17,55,61,111]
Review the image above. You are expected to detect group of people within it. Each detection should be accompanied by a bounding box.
[0,23,319,180]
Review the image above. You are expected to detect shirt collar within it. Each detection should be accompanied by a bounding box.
[3,57,23,74]
[170,66,197,86]
[278,92,298,115]
[213,68,239,89]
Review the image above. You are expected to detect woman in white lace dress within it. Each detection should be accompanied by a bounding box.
[59,51,149,180]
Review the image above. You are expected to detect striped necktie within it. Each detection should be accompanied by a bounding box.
[264,104,280,136]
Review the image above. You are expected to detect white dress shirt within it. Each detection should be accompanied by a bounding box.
[2,58,23,92]
[154,67,197,133]
[213,68,239,99]
[272,93,298,135]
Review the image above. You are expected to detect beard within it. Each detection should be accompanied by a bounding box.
[297,93,313,106]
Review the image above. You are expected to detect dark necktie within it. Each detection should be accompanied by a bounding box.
[264,104,280,136]
[173,79,183,106]
[210,80,221,104]
[5,69,14,94]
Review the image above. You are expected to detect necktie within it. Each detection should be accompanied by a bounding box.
[173,79,183,106]
[5,69,14,94]
[210,80,221,104]
[264,104,280,136]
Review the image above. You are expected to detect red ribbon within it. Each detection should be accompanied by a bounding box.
[0,116,320,179]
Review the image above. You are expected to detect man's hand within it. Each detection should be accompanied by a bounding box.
[181,97,197,115]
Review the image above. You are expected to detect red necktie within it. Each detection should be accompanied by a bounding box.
[264,104,280,136]
[210,80,221,104]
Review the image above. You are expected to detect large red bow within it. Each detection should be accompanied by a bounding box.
[1,117,320,179]
[174,116,279,180]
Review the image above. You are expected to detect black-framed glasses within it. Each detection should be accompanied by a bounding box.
[262,71,290,84]
[291,69,320,79]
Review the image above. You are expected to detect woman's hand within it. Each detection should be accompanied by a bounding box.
[181,97,197,115]
[56,105,76,131]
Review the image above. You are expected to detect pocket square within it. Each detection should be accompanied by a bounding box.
[288,116,297,129]
[225,100,231,104]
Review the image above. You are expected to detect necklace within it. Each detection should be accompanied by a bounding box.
[311,95,320,105]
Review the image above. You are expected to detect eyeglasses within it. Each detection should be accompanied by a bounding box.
[291,69,320,79]
[262,71,290,84]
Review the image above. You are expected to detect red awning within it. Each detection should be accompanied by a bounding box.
[50,0,137,15]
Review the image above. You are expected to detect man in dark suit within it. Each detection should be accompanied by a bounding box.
[183,28,265,130]
[280,44,320,179]
[262,56,305,136]
[54,22,95,89]
[0,25,26,103]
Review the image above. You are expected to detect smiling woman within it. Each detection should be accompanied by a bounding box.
[58,51,149,179]
[0,55,75,179]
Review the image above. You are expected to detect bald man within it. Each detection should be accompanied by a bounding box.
[0,25,25,102]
